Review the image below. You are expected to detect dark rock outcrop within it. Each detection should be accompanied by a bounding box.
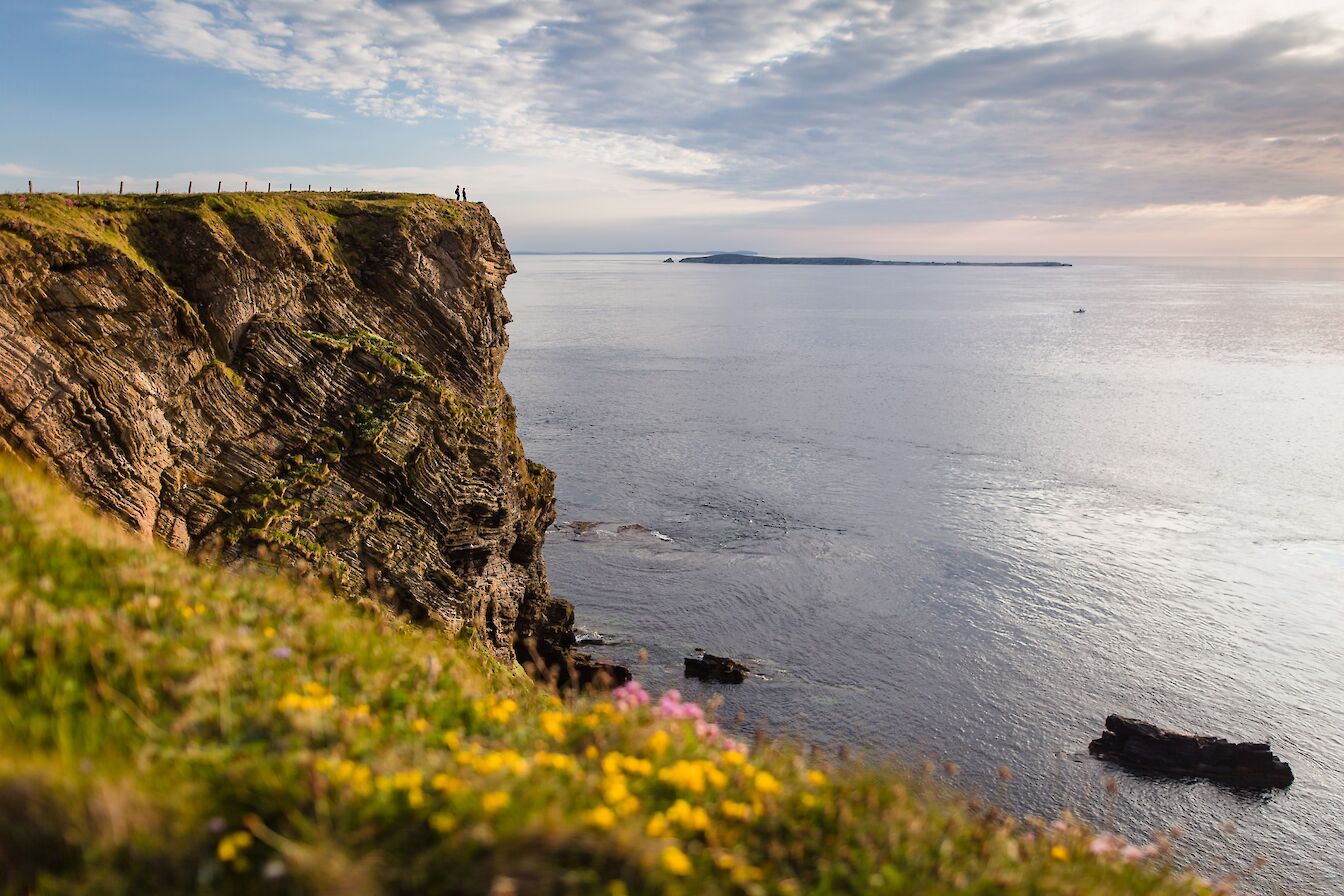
[685,653,750,684]
[0,192,598,677]
[1089,715,1293,788]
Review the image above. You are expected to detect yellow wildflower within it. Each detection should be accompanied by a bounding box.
[485,698,518,724]
[442,730,461,750]
[407,788,425,808]
[583,805,618,830]
[807,769,828,787]
[541,710,567,741]
[215,831,252,862]
[666,799,710,832]
[1051,845,1070,861]
[263,626,276,638]
[721,749,746,767]
[482,791,510,814]
[753,771,781,795]
[721,800,751,820]
[645,813,669,837]
[431,773,461,794]
[412,718,430,733]
[429,812,457,833]
[646,729,671,757]
[660,845,693,876]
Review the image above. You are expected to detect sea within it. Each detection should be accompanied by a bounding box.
[500,254,1344,895]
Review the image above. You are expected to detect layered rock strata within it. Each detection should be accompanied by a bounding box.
[0,192,601,679]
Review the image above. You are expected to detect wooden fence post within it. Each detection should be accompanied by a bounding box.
[267,182,272,193]
[288,184,293,192]
[188,181,193,194]
[155,181,160,196]
[244,181,249,192]
[27,180,32,193]
[76,180,81,195]
[217,181,222,194]
[119,181,124,195]
[307,184,312,192]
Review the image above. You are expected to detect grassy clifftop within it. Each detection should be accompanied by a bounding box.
[0,459,1222,894]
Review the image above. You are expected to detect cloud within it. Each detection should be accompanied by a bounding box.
[63,0,1344,231]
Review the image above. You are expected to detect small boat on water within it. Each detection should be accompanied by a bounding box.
[1073,308,1086,313]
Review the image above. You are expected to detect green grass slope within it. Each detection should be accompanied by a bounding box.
[0,457,1222,895]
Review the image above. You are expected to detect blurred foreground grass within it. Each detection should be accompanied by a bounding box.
[0,457,1223,895]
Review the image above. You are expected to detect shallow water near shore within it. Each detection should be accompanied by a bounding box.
[501,254,1344,895]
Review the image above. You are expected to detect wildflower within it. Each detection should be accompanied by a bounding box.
[655,690,704,722]
[485,698,518,724]
[412,718,430,733]
[431,773,461,793]
[263,626,277,638]
[721,800,751,820]
[429,812,457,833]
[1089,833,1125,857]
[611,680,650,711]
[645,813,670,837]
[753,771,780,795]
[665,799,710,832]
[721,749,746,767]
[659,845,693,876]
[645,729,671,757]
[806,769,828,787]
[1051,845,1070,861]
[216,831,253,862]
[583,805,618,830]
[271,646,293,660]
[407,788,425,808]
[482,791,510,814]
[442,730,461,750]
[540,710,567,740]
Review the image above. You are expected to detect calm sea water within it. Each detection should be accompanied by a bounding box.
[500,255,1344,894]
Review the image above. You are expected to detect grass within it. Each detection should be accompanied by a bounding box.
[0,457,1228,895]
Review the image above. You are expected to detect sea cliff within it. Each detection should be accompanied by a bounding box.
[0,192,587,677]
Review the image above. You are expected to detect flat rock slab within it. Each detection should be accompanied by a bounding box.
[1089,715,1293,789]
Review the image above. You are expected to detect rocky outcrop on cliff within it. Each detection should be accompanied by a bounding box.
[0,191,590,674]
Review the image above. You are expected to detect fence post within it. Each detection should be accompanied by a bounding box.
[188,181,193,194]
[155,181,160,196]
[119,181,124,195]
[267,182,272,193]
[288,183,293,192]
[28,180,33,194]
[244,181,249,192]
[217,181,222,194]
[307,184,312,192]
[76,180,81,195]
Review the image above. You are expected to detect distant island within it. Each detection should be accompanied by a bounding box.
[679,253,1071,267]
[515,249,760,256]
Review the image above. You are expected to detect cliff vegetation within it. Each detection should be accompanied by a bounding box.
[0,457,1222,895]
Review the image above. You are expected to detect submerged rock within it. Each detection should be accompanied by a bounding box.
[1089,715,1293,788]
[685,653,750,684]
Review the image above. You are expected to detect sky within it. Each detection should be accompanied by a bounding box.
[1,0,1342,255]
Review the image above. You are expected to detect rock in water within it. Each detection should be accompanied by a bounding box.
[685,653,750,684]
[662,257,674,263]
[1089,715,1293,788]
[0,192,605,683]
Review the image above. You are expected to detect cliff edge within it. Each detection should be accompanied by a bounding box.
[0,191,592,677]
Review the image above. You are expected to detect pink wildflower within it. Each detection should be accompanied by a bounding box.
[1089,833,1125,857]
[654,689,704,721]
[611,680,650,711]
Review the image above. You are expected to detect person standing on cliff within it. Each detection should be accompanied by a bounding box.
[454,185,461,200]
[462,187,468,201]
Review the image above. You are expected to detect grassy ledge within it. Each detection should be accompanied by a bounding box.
[0,457,1223,895]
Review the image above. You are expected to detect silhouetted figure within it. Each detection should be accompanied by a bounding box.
[462,187,468,201]
[454,185,461,200]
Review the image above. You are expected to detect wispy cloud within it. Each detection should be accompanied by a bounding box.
[63,0,1344,230]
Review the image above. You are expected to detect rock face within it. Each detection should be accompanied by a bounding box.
[1089,715,1293,788]
[0,192,591,674]
[685,653,750,684]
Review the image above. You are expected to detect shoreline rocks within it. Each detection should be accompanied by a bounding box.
[1089,715,1293,789]
[685,653,750,684]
